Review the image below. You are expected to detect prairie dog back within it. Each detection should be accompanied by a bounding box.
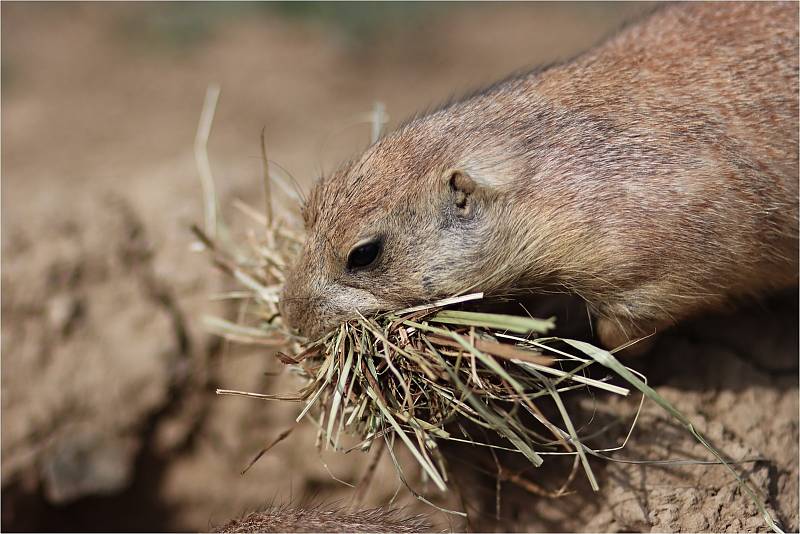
[281,2,799,348]
[218,506,429,533]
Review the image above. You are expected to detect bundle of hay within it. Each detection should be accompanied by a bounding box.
[193,192,639,497]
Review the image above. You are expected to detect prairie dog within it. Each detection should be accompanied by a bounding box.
[218,506,429,533]
[281,2,799,349]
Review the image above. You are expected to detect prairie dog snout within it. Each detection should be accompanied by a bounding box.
[281,2,799,349]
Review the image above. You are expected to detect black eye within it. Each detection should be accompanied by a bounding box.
[347,238,382,270]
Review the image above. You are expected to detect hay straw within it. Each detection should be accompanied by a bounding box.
[195,87,783,532]
[195,84,220,240]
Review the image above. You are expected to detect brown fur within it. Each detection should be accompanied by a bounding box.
[282,2,799,349]
[217,506,430,533]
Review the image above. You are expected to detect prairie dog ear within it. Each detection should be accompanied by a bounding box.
[445,161,515,191]
[445,169,477,209]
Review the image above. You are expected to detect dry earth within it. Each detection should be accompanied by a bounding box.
[2,3,797,532]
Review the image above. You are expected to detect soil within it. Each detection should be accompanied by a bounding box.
[2,3,797,532]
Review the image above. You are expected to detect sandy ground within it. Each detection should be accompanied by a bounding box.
[2,3,797,532]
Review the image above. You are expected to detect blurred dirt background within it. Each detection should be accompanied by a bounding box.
[2,3,797,532]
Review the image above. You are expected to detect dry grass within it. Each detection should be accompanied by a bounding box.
[193,214,639,503]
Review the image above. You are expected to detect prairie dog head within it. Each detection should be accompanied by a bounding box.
[280,126,527,339]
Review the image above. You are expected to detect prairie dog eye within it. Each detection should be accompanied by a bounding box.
[347,238,383,270]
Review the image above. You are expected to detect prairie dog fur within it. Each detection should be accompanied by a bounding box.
[218,506,429,533]
[281,2,799,349]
